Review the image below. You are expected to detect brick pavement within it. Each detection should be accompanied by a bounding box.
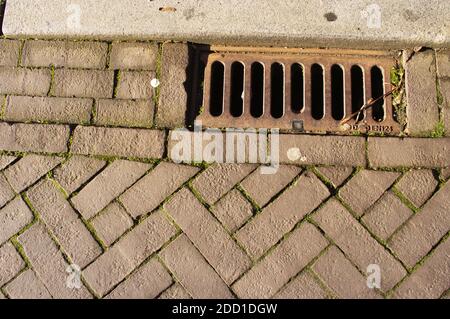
[0,39,449,299]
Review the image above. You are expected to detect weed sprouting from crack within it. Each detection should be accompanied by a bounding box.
[391,63,407,129]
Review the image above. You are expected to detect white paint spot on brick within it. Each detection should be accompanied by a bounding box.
[151,78,160,88]
[286,147,302,162]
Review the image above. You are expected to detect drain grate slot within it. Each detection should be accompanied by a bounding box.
[197,47,401,133]
[331,64,345,121]
[250,62,265,118]
[209,61,225,117]
[351,65,365,121]
[230,62,245,117]
[290,63,304,114]
[0,0,6,36]
[311,63,325,120]
[371,66,385,122]
[271,63,285,119]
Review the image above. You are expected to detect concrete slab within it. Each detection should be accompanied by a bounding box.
[3,0,449,49]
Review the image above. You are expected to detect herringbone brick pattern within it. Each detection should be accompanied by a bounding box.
[0,157,449,299]
[0,39,449,299]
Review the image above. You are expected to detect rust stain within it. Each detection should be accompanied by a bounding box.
[196,47,401,134]
[159,6,177,12]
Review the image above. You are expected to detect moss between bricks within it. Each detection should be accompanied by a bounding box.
[47,65,56,96]
[391,186,419,214]
[430,121,445,138]
[436,78,444,106]
[152,43,163,128]
[105,42,112,69]
[236,184,261,213]
[10,235,34,268]
[434,59,446,137]
[0,95,6,118]
[17,40,25,67]
[112,70,121,98]
[391,64,407,129]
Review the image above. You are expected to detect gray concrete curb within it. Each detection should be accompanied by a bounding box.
[2,0,449,49]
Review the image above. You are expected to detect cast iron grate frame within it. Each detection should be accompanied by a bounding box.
[193,46,402,134]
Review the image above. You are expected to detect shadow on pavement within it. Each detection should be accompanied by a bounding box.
[0,0,7,36]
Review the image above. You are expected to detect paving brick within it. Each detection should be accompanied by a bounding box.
[441,78,450,106]
[116,71,153,99]
[27,179,102,268]
[362,191,413,241]
[156,43,189,128]
[441,79,450,137]
[109,42,158,70]
[192,164,256,205]
[0,173,15,208]
[211,189,253,233]
[394,237,450,299]
[0,94,4,113]
[312,199,407,291]
[312,246,381,299]
[0,67,51,95]
[389,181,450,268]
[91,202,134,246]
[233,223,328,299]
[235,171,329,259]
[403,50,440,135]
[278,134,366,166]
[339,170,400,217]
[83,211,176,297]
[106,259,172,299]
[159,283,192,299]
[95,99,153,128]
[274,271,329,299]
[240,165,301,207]
[368,137,450,168]
[0,123,69,153]
[396,169,439,207]
[53,69,114,98]
[53,156,106,194]
[225,132,269,164]
[3,155,63,193]
[4,269,52,299]
[316,166,354,188]
[168,130,269,164]
[70,126,165,159]
[0,39,20,66]
[443,167,450,180]
[22,40,108,69]
[18,222,92,299]
[0,197,34,244]
[4,96,92,124]
[0,242,25,286]
[71,160,151,220]
[164,188,251,284]
[436,50,450,78]
[120,162,198,218]
[0,155,16,170]
[159,234,233,299]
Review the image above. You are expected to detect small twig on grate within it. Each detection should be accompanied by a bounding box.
[340,83,401,126]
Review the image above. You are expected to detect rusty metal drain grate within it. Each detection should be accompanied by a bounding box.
[195,46,401,134]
